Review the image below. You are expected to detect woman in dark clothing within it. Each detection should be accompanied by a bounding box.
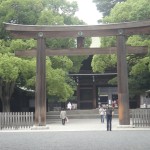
[106,105,114,131]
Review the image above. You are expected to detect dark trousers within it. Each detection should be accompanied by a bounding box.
[100,115,104,123]
[106,115,112,131]
[62,119,66,125]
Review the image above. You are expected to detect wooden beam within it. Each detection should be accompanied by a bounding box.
[4,20,150,38]
[15,46,148,57]
[4,20,150,31]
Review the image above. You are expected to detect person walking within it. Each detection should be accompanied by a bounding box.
[99,106,105,123]
[60,108,67,125]
[67,102,72,110]
[106,105,114,131]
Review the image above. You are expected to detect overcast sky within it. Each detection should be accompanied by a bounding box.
[67,0,102,25]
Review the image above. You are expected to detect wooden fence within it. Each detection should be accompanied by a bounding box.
[0,112,34,130]
[132,109,150,127]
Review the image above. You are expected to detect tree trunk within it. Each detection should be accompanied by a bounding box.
[2,97,10,112]
[1,81,15,112]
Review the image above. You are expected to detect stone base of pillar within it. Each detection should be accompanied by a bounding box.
[117,124,134,128]
[31,125,49,130]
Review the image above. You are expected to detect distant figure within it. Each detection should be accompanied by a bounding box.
[112,101,115,108]
[60,108,67,125]
[67,102,72,110]
[99,106,105,123]
[108,99,112,105]
[98,102,101,109]
[106,105,114,131]
[116,99,118,107]
[143,103,146,108]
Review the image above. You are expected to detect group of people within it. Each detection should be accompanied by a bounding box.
[59,102,72,125]
[60,101,114,131]
[99,105,114,131]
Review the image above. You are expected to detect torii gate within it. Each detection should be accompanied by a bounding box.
[4,20,150,126]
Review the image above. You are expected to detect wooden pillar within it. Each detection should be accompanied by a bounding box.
[93,83,96,109]
[77,36,85,48]
[77,37,84,109]
[116,30,130,125]
[35,32,46,126]
[77,84,80,109]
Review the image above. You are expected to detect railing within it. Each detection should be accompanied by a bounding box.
[0,112,34,130]
[132,109,150,127]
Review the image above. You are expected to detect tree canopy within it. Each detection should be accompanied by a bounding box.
[0,0,91,111]
[92,0,150,97]
[93,0,126,17]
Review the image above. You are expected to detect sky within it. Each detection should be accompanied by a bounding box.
[67,0,101,47]
[67,0,102,25]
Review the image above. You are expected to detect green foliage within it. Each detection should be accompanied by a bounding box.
[127,35,150,50]
[0,40,11,53]
[69,56,88,73]
[93,0,125,17]
[0,0,93,108]
[0,53,21,82]
[104,0,150,23]
[108,77,117,85]
[129,67,150,97]
[0,39,36,54]
[100,36,116,47]
[10,39,36,52]
[91,54,116,73]
[130,57,150,76]
[37,9,64,25]
[0,0,43,24]
[43,0,78,16]
[45,38,75,49]
[92,0,150,98]
[50,56,73,71]
[46,59,74,101]
[17,58,36,88]
[0,0,44,39]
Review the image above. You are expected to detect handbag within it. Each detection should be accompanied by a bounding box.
[65,117,69,122]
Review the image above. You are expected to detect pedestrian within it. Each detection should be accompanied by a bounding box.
[106,105,114,131]
[99,106,105,123]
[60,108,67,125]
[67,102,72,110]
[108,99,112,105]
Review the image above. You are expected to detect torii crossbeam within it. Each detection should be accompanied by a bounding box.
[4,20,150,126]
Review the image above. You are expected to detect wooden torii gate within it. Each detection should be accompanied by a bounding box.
[4,20,150,126]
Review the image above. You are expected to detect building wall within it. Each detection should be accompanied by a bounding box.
[140,94,150,108]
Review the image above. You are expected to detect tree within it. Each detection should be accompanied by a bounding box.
[91,54,116,73]
[0,53,21,111]
[20,57,75,101]
[0,38,37,112]
[129,57,150,97]
[92,0,150,98]
[0,0,44,39]
[0,0,91,111]
[104,0,150,23]
[93,0,126,17]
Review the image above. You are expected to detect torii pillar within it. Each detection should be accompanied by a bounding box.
[76,36,84,109]
[117,30,130,125]
[35,32,46,126]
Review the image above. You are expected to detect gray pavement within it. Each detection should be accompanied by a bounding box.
[0,118,150,150]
